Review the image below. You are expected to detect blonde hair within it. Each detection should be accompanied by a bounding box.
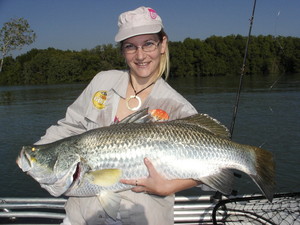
[157,29,170,80]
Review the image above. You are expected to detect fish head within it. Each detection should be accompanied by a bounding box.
[16,145,83,197]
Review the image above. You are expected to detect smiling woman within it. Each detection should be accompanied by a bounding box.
[30,6,200,225]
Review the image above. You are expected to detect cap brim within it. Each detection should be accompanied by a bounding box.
[115,24,162,42]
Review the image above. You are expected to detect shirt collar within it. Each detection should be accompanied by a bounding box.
[112,70,129,99]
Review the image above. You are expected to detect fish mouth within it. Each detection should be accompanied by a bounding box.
[16,148,33,172]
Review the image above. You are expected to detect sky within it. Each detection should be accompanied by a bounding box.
[1,0,300,57]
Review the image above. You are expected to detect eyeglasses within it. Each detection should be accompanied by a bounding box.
[122,41,160,54]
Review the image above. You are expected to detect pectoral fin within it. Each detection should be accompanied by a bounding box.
[87,169,122,186]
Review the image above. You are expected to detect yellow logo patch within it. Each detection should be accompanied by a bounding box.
[92,91,107,109]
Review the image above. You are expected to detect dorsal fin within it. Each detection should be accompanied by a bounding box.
[116,109,230,139]
[175,114,230,139]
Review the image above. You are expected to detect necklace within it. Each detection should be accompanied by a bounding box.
[126,76,155,111]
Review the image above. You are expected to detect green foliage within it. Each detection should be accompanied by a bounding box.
[0,17,36,73]
[0,35,299,85]
[168,35,299,77]
[0,46,126,85]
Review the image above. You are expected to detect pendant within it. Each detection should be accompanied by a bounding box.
[126,95,142,111]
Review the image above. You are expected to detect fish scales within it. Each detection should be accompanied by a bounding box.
[67,121,254,184]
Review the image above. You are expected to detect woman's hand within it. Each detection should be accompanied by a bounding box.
[120,157,202,196]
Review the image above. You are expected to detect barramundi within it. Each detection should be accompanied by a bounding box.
[17,109,275,219]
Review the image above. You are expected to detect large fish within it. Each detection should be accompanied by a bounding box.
[16,109,275,219]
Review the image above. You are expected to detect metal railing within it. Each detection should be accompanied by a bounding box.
[0,194,225,224]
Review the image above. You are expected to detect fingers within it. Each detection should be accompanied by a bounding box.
[144,157,157,176]
[120,177,147,187]
[120,178,149,193]
[120,178,142,186]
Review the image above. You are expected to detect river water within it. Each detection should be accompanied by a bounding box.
[0,74,299,197]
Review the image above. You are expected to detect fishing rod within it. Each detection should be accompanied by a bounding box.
[269,11,286,91]
[229,0,257,138]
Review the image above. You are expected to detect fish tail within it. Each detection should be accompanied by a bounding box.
[250,146,276,201]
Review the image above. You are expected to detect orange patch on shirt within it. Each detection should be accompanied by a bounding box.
[150,109,169,121]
